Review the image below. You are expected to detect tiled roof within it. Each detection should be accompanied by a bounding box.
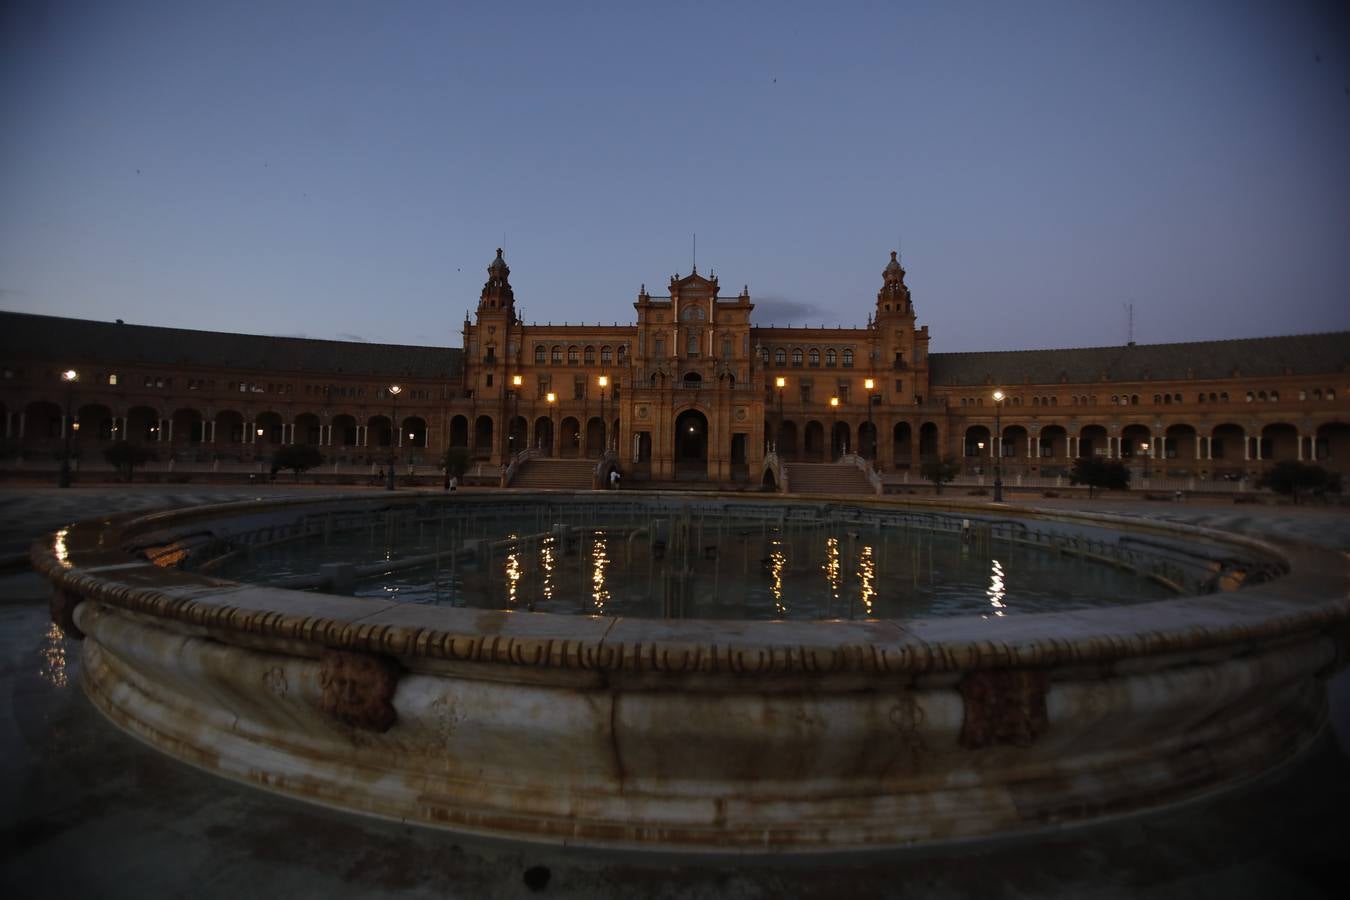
[0,312,463,379]
[928,332,1350,387]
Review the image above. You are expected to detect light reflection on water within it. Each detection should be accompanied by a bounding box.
[505,533,521,609]
[41,622,69,688]
[987,558,1007,617]
[769,535,787,616]
[857,545,876,617]
[591,531,609,614]
[221,517,1176,620]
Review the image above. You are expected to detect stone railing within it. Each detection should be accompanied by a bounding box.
[840,452,883,495]
[501,448,541,487]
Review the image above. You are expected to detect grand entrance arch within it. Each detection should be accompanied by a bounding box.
[674,409,708,478]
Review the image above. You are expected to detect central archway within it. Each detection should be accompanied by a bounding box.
[674,409,708,478]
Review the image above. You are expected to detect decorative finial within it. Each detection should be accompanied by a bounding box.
[891,250,897,261]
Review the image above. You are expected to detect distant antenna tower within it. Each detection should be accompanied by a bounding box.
[1126,302,1135,345]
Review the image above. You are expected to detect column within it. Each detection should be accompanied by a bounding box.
[1195,434,1202,459]
[1243,436,1250,461]
[1027,434,1034,458]
[1297,434,1304,461]
[248,421,255,443]
[1206,435,1212,460]
[118,416,126,440]
[1255,433,1263,460]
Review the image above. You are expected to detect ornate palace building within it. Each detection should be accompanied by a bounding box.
[2,248,1347,487]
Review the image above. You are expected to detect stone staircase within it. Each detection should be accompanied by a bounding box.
[784,462,874,495]
[508,458,596,490]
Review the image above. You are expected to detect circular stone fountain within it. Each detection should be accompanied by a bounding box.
[32,492,1350,851]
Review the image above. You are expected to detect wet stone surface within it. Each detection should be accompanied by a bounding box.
[3,570,1349,898]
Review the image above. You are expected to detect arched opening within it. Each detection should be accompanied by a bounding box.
[126,405,160,444]
[858,422,877,460]
[1315,422,1349,468]
[534,416,554,455]
[892,422,913,466]
[804,421,826,461]
[1001,424,1028,461]
[778,420,799,460]
[76,403,115,442]
[507,416,528,455]
[473,415,493,458]
[585,416,605,457]
[449,415,470,448]
[560,416,582,458]
[169,408,205,446]
[1120,424,1152,462]
[1210,423,1245,477]
[674,409,709,477]
[24,400,63,442]
[256,411,285,446]
[331,414,358,447]
[1038,425,1067,460]
[964,425,991,459]
[918,422,939,459]
[403,416,428,448]
[1079,424,1108,458]
[831,421,850,460]
[216,410,245,446]
[295,413,322,445]
[682,371,702,389]
[1260,422,1298,463]
[762,467,777,490]
[367,415,393,448]
[1164,423,1198,470]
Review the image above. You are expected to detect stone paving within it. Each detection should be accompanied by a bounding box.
[2,487,1348,898]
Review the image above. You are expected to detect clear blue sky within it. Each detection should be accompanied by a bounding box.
[2,0,1347,352]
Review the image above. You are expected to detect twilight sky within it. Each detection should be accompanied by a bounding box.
[2,0,1347,352]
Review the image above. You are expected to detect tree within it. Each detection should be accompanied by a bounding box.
[272,444,323,482]
[1257,461,1337,504]
[442,447,471,479]
[1070,457,1130,498]
[920,455,961,495]
[103,444,157,482]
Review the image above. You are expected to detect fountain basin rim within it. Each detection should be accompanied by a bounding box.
[32,491,1350,678]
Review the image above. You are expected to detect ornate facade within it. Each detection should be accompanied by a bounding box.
[2,248,1347,484]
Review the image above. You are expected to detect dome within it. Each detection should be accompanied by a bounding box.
[488,248,509,275]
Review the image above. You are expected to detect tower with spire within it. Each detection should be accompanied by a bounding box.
[871,250,930,404]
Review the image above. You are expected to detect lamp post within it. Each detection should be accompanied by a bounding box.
[992,389,1005,502]
[386,384,402,490]
[775,376,786,455]
[511,374,523,458]
[1140,442,1150,479]
[546,391,556,457]
[59,369,79,488]
[598,375,609,455]
[829,396,840,461]
[863,377,875,460]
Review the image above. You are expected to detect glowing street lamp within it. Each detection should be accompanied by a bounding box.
[598,375,609,454]
[775,376,786,454]
[386,384,402,490]
[992,389,1006,502]
[511,374,523,455]
[546,391,556,456]
[863,377,876,460]
[1140,441,1150,479]
[830,396,840,460]
[59,369,79,488]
